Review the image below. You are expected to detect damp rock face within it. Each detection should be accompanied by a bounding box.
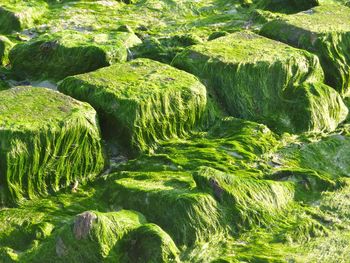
[0,1,48,34]
[173,31,348,133]
[58,58,210,154]
[260,4,350,97]
[0,87,105,203]
[9,31,141,81]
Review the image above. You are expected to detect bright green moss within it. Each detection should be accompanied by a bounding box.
[0,0,48,34]
[193,166,295,229]
[103,171,224,245]
[173,31,348,133]
[260,4,350,96]
[25,210,148,262]
[9,30,141,81]
[59,58,214,154]
[0,36,13,66]
[0,87,106,204]
[115,223,180,263]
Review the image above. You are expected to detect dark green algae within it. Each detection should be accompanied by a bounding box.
[1,0,350,262]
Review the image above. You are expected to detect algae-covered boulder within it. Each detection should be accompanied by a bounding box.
[115,224,180,263]
[58,58,210,154]
[0,1,48,34]
[173,31,348,133]
[254,0,319,13]
[9,30,141,81]
[103,171,222,245]
[25,210,150,262]
[193,167,294,229]
[260,4,350,97]
[0,87,105,203]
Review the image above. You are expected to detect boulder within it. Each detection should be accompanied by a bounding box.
[260,4,350,96]
[173,31,348,133]
[58,58,212,154]
[9,31,141,81]
[0,87,105,203]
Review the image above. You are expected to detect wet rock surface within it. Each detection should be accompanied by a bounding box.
[0,0,350,262]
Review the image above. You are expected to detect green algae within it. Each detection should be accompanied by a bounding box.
[0,36,13,66]
[103,171,224,246]
[115,223,180,263]
[1,0,350,262]
[9,30,141,81]
[59,58,214,154]
[173,31,348,133]
[0,0,48,34]
[25,210,148,262]
[0,87,106,204]
[260,4,350,97]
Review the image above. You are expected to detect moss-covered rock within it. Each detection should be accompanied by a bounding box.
[260,4,350,97]
[254,0,319,13]
[9,30,141,81]
[58,58,212,154]
[193,167,295,229]
[103,171,223,245]
[173,31,348,133]
[115,223,180,263]
[0,87,105,204]
[25,210,149,262]
[0,1,48,34]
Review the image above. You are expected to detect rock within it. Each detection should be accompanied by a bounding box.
[58,58,212,154]
[115,223,180,263]
[193,166,295,228]
[0,1,48,34]
[260,4,350,97]
[0,87,105,203]
[27,210,149,262]
[173,31,348,133]
[73,212,97,240]
[9,30,142,81]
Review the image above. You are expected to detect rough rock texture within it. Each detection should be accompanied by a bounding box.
[59,58,212,154]
[260,4,350,97]
[173,31,348,133]
[9,31,141,81]
[0,87,105,204]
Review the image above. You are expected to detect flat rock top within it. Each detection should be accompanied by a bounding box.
[67,58,205,100]
[0,86,92,131]
[186,31,310,64]
[277,4,350,33]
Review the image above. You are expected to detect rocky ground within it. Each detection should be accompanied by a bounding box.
[0,0,350,262]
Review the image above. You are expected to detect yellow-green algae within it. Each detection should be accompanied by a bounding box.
[0,86,106,204]
[1,0,350,262]
[9,30,141,81]
[0,0,48,34]
[58,58,214,154]
[173,31,348,133]
[260,4,350,97]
